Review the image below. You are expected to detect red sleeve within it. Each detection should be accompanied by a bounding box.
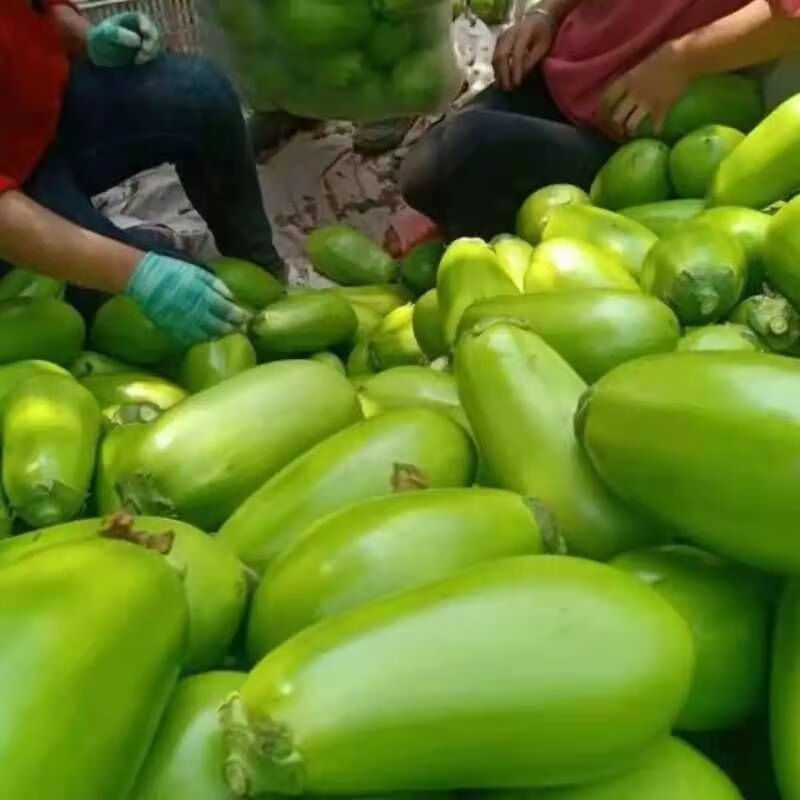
[42,0,80,9]
[0,176,19,194]
[771,0,800,17]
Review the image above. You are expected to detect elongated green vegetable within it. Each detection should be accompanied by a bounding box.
[0,514,246,674]
[91,295,177,366]
[346,339,377,378]
[248,488,557,654]
[96,421,150,515]
[179,333,257,392]
[81,371,187,411]
[210,257,284,310]
[0,267,64,300]
[332,284,413,316]
[677,324,762,353]
[400,239,444,294]
[0,478,11,539]
[491,234,533,290]
[456,321,658,560]
[728,293,800,354]
[543,205,657,280]
[669,126,745,199]
[437,238,519,346]
[516,184,591,245]
[475,737,742,800]
[457,291,679,383]
[307,225,398,285]
[218,408,477,574]
[131,671,247,800]
[368,303,426,369]
[221,556,693,795]
[0,360,70,420]
[619,199,706,236]
[249,292,357,359]
[116,362,361,529]
[612,545,769,732]
[2,374,100,527]
[0,535,187,800]
[0,298,85,366]
[641,225,746,324]
[772,581,800,800]
[412,288,448,360]
[591,139,672,210]
[70,350,131,379]
[310,351,346,374]
[764,196,800,310]
[577,351,800,573]
[525,238,640,293]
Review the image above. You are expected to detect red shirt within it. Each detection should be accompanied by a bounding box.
[0,0,76,193]
[774,0,800,15]
[543,0,755,135]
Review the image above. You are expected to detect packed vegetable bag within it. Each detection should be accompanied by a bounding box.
[201,0,463,119]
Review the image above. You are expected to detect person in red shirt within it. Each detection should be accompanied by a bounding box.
[400,0,800,240]
[0,1,284,344]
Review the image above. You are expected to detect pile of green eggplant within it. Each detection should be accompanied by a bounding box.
[10,88,800,800]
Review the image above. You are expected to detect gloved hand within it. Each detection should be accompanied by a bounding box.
[126,252,250,346]
[87,12,163,68]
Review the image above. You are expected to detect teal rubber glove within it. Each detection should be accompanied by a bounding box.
[126,253,250,346]
[87,12,163,68]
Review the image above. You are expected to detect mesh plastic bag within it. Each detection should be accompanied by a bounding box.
[199,0,463,119]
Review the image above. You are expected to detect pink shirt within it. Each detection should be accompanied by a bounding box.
[543,0,752,135]
[774,0,800,15]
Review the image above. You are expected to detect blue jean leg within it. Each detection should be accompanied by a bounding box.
[56,55,281,273]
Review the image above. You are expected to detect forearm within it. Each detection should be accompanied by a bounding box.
[50,3,90,59]
[672,0,800,79]
[519,0,582,23]
[0,191,141,293]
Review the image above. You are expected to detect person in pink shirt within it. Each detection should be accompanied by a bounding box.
[400,0,800,240]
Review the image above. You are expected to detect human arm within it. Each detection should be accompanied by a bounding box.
[603,0,800,138]
[48,2,90,59]
[494,0,584,91]
[0,191,248,344]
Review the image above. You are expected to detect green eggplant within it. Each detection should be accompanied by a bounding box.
[0,478,11,539]
[694,207,770,295]
[590,139,672,210]
[96,420,150,514]
[475,737,742,799]
[368,303,426,369]
[346,339,377,378]
[354,366,467,427]
[70,350,131,378]
[310,351,346,374]
[3,374,100,527]
[669,126,745,199]
[0,514,247,674]
[728,293,800,354]
[332,284,413,316]
[0,267,64,300]
[524,239,640,293]
[0,535,187,800]
[772,581,800,800]
[765,195,800,310]
[307,225,398,285]
[178,334,257,393]
[249,292,357,359]
[677,323,763,353]
[491,234,534,290]
[348,301,383,342]
[221,556,693,794]
[400,239,444,294]
[132,671,247,800]
[709,94,800,209]
[115,361,362,530]
[456,321,658,560]
[612,545,770,731]
[542,205,657,280]
[576,351,800,573]
[218,408,477,574]
[210,257,285,310]
[637,74,762,142]
[0,359,70,419]
[413,288,448,360]
[248,488,558,654]
[457,291,679,383]
[437,238,519,346]
[516,183,591,245]
[100,402,161,432]
[619,199,706,236]
[640,224,747,324]
[91,295,176,366]
[0,297,84,366]
[81,371,187,411]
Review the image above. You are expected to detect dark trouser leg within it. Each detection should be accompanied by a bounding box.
[58,56,282,276]
[400,72,616,240]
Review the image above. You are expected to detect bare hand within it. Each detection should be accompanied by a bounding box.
[601,43,691,139]
[493,12,555,92]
